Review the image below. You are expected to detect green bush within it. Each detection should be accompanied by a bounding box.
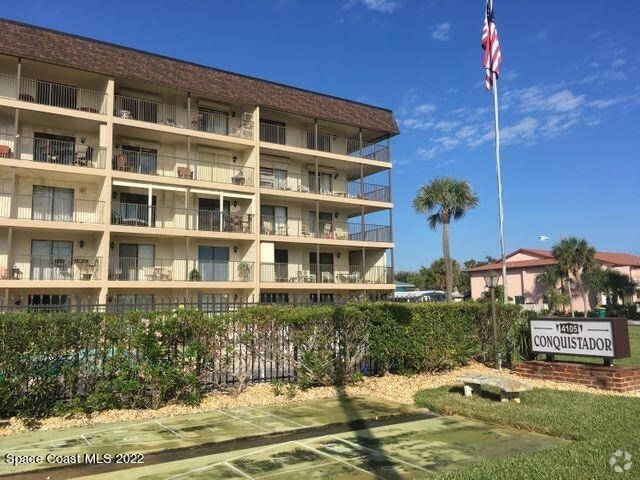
[0,302,523,419]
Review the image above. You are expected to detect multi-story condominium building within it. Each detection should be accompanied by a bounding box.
[0,19,398,310]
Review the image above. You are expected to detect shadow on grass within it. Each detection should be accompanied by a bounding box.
[447,385,502,402]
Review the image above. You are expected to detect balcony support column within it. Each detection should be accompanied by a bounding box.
[13,58,21,134]
[362,246,366,285]
[360,205,365,242]
[219,193,224,231]
[360,163,364,198]
[5,227,13,304]
[185,236,190,281]
[147,186,153,227]
[185,187,190,230]
[187,92,191,124]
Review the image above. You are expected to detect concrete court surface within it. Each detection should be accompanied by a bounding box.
[0,396,566,479]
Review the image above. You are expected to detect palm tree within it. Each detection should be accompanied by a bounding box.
[551,237,596,317]
[413,177,479,302]
[536,265,568,314]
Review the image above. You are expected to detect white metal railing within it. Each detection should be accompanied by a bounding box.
[3,193,104,223]
[109,258,254,282]
[0,133,106,169]
[112,148,254,185]
[259,216,392,242]
[260,263,391,284]
[18,77,106,114]
[111,202,187,229]
[259,122,390,161]
[114,95,254,140]
[6,255,102,281]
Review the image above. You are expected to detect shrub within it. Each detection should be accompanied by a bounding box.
[0,302,522,418]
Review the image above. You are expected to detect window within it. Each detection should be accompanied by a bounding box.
[115,244,155,281]
[309,293,334,303]
[113,192,156,226]
[198,293,229,312]
[260,293,289,304]
[114,294,154,313]
[36,80,77,109]
[198,246,229,281]
[198,198,230,231]
[34,132,76,165]
[260,119,286,144]
[30,240,73,280]
[309,252,334,280]
[309,211,333,237]
[515,295,525,305]
[308,171,333,194]
[31,186,74,222]
[200,107,229,135]
[28,294,70,311]
[274,249,288,281]
[261,205,287,235]
[122,145,158,174]
[260,167,288,189]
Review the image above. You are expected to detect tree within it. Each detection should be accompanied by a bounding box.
[551,237,596,317]
[536,265,569,314]
[587,266,638,308]
[413,177,479,302]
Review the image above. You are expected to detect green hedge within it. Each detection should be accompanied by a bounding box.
[0,302,523,418]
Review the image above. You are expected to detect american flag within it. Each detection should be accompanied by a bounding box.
[482,0,502,91]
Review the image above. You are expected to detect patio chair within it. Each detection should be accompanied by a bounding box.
[75,144,89,165]
[334,228,349,240]
[177,166,193,179]
[114,153,131,171]
[0,145,11,158]
[321,271,333,283]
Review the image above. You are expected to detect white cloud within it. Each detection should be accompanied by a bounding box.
[344,0,401,13]
[432,22,451,41]
[434,120,459,132]
[414,103,437,115]
[401,118,434,130]
[611,58,626,68]
[529,29,548,43]
[507,87,585,114]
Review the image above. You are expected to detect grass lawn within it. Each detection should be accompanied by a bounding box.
[415,387,639,479]
[542,325,639,366]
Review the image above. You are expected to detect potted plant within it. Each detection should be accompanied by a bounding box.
[189,268,201,281]
[237,262,251,281]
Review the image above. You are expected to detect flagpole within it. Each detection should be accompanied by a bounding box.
[491,70,508,303]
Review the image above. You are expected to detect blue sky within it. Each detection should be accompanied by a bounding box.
[4,0,639,270]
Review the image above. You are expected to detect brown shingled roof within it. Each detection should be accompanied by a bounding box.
[0,18,399,136]
[466,248,640,272]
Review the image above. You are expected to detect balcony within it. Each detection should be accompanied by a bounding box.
[260,263,392,284]
[109,258,254,282]
[0,193,104,224]
[260,216,392,243]
[112,148,253,186]
[3,255,101,281]
[111,202,253,233]
[113,95,254,140]
[259,122,389,162]
[0,74,107,114]
[259,170,390,202]
[0,133,106,169]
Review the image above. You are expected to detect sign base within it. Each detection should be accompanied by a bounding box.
[515,360,640,392]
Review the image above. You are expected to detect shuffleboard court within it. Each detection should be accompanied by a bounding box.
[76,415,566,479]
[0,397,566,479]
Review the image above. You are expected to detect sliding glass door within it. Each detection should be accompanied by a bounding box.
[30,240,73,280]
[198,246,229,281]
[31,186,74,221]
[118,243,155,281]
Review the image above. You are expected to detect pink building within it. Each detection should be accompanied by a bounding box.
[467,248,640,311]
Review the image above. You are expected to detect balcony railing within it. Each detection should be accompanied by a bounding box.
[260,171,389,202]
[0,193,104,223]
[114,95,254,140]
[111,202,186,229]
[0,133,106,169]
[112,148,254,186]
[259,122,389,161]
[196,211,253,233]
[110,202,253,232]
[260,216,392,242]
[4,255,102,281]
[0,74,107,114]
[260,263,392,284]
[109,258,254,282]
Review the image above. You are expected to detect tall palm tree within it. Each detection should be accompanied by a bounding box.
[536,265,568,314]
[413,177,479,302]
[551,237,596,317]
